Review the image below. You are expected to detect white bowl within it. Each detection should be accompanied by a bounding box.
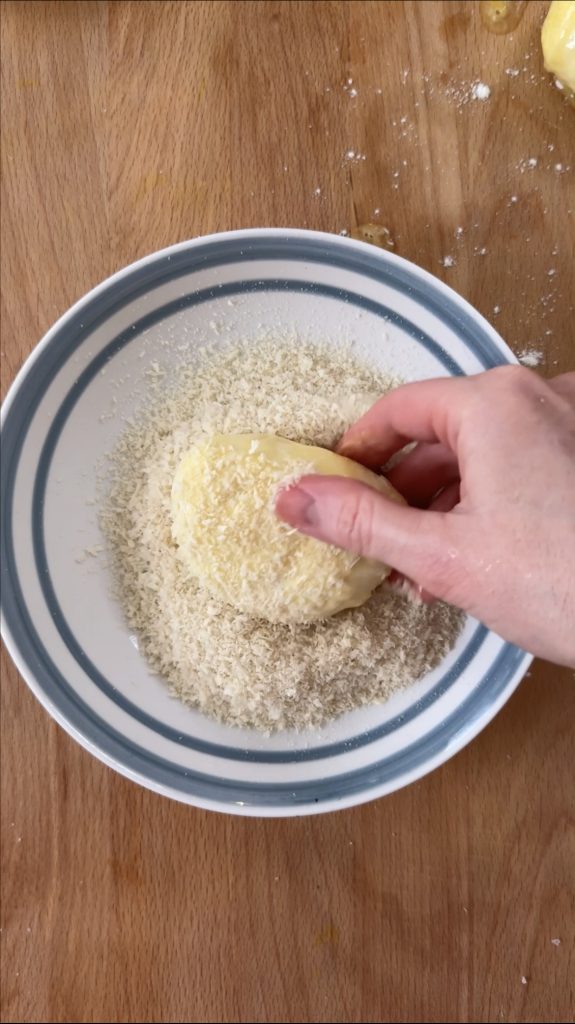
[0,229,531,816]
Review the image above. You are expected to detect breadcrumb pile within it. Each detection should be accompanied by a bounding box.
[101,337,463,732]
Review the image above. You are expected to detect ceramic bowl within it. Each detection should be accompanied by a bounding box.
[0,229,531,815]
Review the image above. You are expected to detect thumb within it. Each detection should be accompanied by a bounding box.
[276,474,460,600]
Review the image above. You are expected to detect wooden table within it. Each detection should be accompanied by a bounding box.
[1,2,574,1021]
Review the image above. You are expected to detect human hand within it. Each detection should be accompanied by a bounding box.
[276,366,575,666]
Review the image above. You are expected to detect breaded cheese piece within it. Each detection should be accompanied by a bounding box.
[542,1,575,95]
[171,433,405,624]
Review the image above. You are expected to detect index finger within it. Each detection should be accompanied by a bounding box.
[337,376,474,469]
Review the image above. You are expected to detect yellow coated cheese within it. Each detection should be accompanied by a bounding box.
[171,433,404,624]
[542,1,575,94]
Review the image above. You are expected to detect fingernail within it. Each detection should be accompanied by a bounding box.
[336,436,358,456]
[337,432,376,458]
[276,484,319,527]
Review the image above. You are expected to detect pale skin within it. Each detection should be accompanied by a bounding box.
[276,366,575,667]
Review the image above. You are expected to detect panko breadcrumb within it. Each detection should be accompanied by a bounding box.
[101,337,464,732]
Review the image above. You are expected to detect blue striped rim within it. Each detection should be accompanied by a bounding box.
[31,277,488,764]
[1,593,528,806]
[1,233,524,807]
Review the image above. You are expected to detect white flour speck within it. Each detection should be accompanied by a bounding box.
[344,150,366,164]
[518,348,543,367]
[471,81,491,101]
[517,158,538,173]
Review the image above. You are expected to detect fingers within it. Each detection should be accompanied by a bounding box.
[387,570,436,604]
[548,372,575,400]
[427,480,461,513]
[336,376,473,468]
[384,482,461,602]
[386,442,459,508]
[276,474,461,601]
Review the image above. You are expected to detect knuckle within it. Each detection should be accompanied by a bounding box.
[488,364,536,391]
[335,488,375,555]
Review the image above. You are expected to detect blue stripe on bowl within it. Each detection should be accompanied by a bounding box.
[2,583,528,806]
[1,232,523,806]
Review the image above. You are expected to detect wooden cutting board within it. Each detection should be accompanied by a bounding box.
[1,3,574,1022]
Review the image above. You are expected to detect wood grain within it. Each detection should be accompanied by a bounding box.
[1,2,574,1022]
